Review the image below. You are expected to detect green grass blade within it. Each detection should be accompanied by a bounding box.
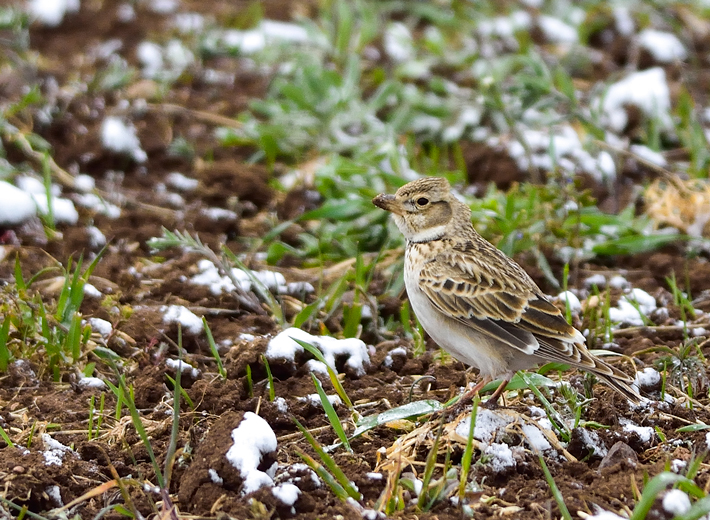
[294,448,349,501]
[538,454,572,520]
[0,424,14,448]
[311,373,351,452]
[263,355,275,401]
[459,396,479,499]
[291,337,353,409]
[0,316,11,372]
[293,418,361,500]
[629,472,689,520]
[418,418,443,509]
[202,317,226,379]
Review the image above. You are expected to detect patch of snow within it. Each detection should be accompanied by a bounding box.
[520,424,552,452]
[456,409,514,444]
[305,359,329,376]
[586,510,626,520]
[42,434,77,466]
[620,418,654,443]
[240,333,255,341]
[584,273,606,288]
[670,459,687,473]
[161,305,203,334]
[101,117,147,162]
[73,193,121,218]
[556,291,581,313]
[46,485,63,506]
[705,431,710,450]
[0,181,37,225]
[384,22,414,62]
[218,20,310,54]
[630,144,667,168]
[30,193,79,224]
[285,281,316,294]
[478,11,531,39]
[174,12,204,33]
[225,412,278,495]
[149,0,178,14]
[83,283,101,298]
[166,172,198,191]
[116,3,134,22]
[576,428,608,458]
[299,393,342,408]
[266,327,370,376]
[272,483,300,506]
[209,468,223,485]
[600,67,672,133]
[634,367,660,389]
[274,397,288,413]
[638,29,687,63]
[16,175,58,195]
[137,42,163,78]
[201,207,238,221]
[662,489,691,516]
[166,358,200,378]
[366,472,383,480]
[78,376,107,389]
[384,347,407,368]
[538,16,578,44]
[608,275,629,289]
[73,174,95,192]
[609,289,657,326]
[28,0,79,27]
[613,7,634,36]
[483,443,516,473]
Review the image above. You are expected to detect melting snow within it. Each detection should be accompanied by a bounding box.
[662,489,691,516]
[101,117,147,162]
[161,305,203,334]
[78,376,107,389]
[42,434,77,466]
[483,443,516,472]
[609,288,657,326]
[266,327,370,376]
[166,358,200,378]
[634,367,660,389]
[557,291,581,313]
[272,483,300,506]
[208,468,223,485]
[299,393,342,408]
[0,181,37,225]
[620,418,654,443]
[28,0,79,26]
[638,29,687,63]
[225,412,278,495]
[455,409,514,444]
[600,67,672,133]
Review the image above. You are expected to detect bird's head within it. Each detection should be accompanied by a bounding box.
[372,177,470,243]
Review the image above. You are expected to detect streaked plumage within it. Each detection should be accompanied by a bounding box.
[373,177,641,404]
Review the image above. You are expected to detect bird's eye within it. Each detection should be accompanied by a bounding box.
[416,197,429,206]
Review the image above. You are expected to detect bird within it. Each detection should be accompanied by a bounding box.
[372,177,641,406]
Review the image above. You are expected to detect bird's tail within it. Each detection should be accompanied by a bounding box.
[587,354,643,405]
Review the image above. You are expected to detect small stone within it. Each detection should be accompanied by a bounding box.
[12,466,25,473]
[599,441,638,470]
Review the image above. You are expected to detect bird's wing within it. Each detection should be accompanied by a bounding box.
[418,247,584,359]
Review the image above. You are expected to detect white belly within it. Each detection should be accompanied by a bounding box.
[404,256,514,379]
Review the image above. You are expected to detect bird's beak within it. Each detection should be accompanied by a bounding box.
[372,194,404,216]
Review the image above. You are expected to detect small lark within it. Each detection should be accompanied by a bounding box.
[373,177,641,405]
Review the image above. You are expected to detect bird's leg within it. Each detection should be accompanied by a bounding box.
[458,377,490,404]
[482,378,510,409]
